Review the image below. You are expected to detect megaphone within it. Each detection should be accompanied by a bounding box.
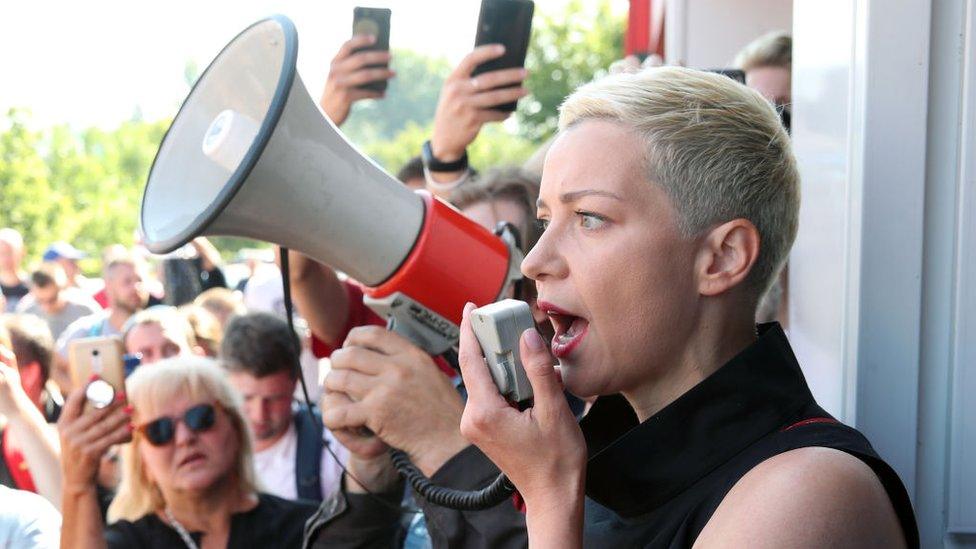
[140,16,522,354]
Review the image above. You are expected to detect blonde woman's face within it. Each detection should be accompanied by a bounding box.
[137,394,241,496]
[523,119,701,399]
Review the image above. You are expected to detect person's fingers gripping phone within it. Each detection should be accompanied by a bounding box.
[68,337,127,411]
[352,7,392,92]
[472,0,535,112]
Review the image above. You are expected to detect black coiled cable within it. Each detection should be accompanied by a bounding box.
[389,449,515,510]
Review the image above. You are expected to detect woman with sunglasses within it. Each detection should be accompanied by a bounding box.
[58,356,317,548]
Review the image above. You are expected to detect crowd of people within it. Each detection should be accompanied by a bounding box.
[0,27,919,549]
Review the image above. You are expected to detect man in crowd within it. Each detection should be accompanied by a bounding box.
[0,317,62,507]
[19,264,100,340]
[220,312,346,502]
[56,253,149,390]
[0,229,29,313]
[41,242,101,297]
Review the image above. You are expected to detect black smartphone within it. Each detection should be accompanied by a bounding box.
[472,0,535,112]
[352,7,391,92]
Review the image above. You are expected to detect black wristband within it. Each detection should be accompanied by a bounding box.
[422,140,469,172]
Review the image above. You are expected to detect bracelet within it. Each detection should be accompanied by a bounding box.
[423,166,472,192]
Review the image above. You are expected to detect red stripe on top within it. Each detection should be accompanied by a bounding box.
[781,417,839,432]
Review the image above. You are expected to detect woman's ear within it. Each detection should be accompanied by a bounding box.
[695,219,761,297]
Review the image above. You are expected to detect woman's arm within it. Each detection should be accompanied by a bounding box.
[57,386,132,549]
[456,303,586,549]
[0,356,62,507]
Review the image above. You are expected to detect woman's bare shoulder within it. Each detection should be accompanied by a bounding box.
[694,446,906,549]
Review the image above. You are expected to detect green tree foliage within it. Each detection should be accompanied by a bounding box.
[518,0,624,143]
[359,120,536,174]
[341,49,451,143]
[0,110,58,257]
[0,108,167,267]
[0,2,622,264]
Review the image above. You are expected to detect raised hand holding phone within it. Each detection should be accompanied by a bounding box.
[319,7,395,126]
[471,0,535,112]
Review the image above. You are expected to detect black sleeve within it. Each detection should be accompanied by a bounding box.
[304,480,404,549]
[417,445,528,549]
[104,520,145,549]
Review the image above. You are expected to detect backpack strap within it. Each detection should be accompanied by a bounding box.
[294,407,324,502]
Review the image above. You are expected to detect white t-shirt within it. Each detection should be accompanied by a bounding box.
[252,421,348,501]
[0,486,61,549]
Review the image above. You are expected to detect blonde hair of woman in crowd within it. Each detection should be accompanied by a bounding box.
[108,357,257,522]
[733,30,791,71]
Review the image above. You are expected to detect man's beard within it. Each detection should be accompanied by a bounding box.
[113,296,144,315]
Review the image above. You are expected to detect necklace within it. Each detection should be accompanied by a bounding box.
[164,508,200,549]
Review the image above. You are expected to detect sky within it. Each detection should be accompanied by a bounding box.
[1,0,623,130]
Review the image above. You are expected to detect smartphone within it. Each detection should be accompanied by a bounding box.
[68,337,126,410]
[472,0,535,112]
[352,7,391,92]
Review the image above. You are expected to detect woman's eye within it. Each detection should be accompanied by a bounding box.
[535,218,550,231]
[577,211,607,230]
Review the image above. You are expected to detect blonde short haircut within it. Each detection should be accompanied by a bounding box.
[108,356,258,522]
[733,31,791,71]
[558,67,799,297]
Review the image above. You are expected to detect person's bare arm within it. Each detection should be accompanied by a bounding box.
[285,251,350,348]
[190,237,223,273]
[456,304,585,549]
[0,350,62,507]
[695,447,907,548]
[57,387,132,549]
[426,45,528,199]
[320,35,395,127]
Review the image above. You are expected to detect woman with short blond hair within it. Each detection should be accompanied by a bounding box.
[458,67,917,548]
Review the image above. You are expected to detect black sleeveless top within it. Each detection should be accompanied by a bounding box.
[580,323,919,548]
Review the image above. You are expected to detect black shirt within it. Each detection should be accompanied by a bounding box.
[1,280,28,311]
[581,323,919,547]
[105,493,317,548]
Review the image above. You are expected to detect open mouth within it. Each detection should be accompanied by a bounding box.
[179,452,206,468]
[539,302,589,359]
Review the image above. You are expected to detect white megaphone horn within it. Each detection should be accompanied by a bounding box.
[140,16,522,354]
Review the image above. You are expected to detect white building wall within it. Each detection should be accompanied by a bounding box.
[664,0,792,68]
[671,0,976,545]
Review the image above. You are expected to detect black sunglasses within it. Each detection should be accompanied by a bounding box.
[137,403,218,446]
